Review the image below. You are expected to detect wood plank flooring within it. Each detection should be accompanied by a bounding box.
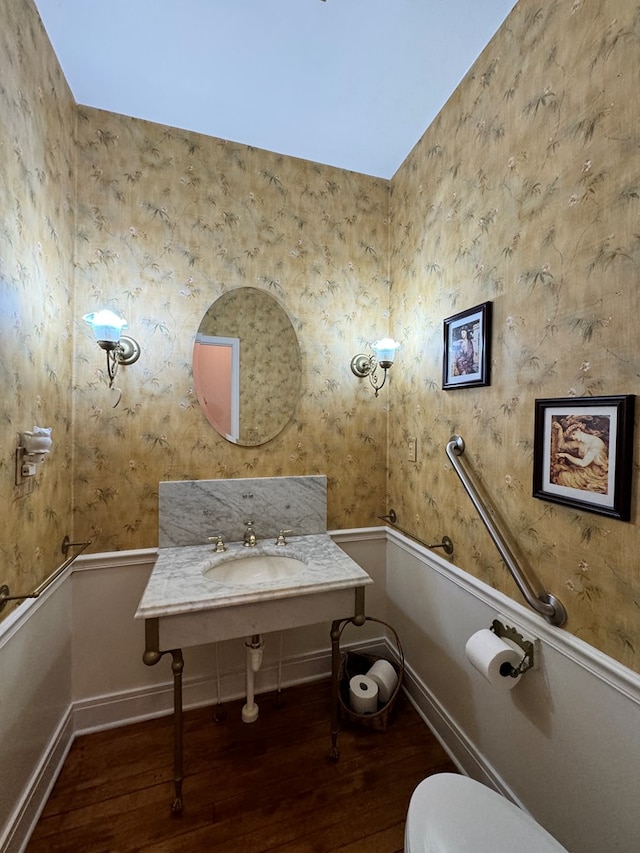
[27,680,457,852]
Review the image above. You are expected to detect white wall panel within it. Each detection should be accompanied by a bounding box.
[0,581,73,853]
[385,531,640,853]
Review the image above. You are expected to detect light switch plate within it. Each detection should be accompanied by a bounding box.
[407,436,417,462]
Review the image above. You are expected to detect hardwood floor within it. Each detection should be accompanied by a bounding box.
[27,680,457,852]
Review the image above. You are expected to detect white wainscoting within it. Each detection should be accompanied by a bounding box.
[0,530,386,853]
[0,572,74,853]
[2,527,639,852]
[385,529,640,853]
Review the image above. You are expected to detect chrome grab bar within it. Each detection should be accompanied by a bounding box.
[0,535,91,613]
[446,435,567,627]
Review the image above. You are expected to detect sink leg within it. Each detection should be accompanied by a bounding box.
[213,703,227,723]
[329,589,367,761]
[212,642,227,723]
[275,631,285,708]
[170,649,184,815]
[329,619,342,760]
[143,619,185,815]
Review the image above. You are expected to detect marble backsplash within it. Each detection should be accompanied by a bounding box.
[158,476,327,547]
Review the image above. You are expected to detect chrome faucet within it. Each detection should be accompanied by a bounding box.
[243,520,257,547]
[275,529,293,546]
[207,535,226,553]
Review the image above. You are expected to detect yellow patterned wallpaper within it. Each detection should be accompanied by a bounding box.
[72,107,391,551]
[0,0,76,608]
[388,0,640,669]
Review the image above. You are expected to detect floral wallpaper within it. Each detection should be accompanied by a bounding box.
[388,0,640,670]
[72,107,390,552]
[0,0,76,613]
[3,0,640,674]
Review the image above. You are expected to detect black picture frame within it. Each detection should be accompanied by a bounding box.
[442,301,492,390]
[532,395,635,521]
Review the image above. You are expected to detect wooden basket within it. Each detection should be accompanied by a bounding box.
[337,617,404,732]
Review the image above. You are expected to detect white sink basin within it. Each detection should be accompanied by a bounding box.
[203,553,306,585]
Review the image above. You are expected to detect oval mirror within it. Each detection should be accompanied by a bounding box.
[193,288,302,446]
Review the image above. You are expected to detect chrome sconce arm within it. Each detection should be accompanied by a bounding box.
[350,353,389,396]
[350,338,400,397]
[102,335,141,387]
[83,310,141,406]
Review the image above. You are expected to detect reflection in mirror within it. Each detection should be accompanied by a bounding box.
[193,288,302,446]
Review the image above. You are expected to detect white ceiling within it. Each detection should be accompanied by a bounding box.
[33,0,516,179]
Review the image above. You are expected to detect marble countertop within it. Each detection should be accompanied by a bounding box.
[135,533,373,620]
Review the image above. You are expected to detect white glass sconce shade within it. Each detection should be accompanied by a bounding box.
[83,309,141,406]
[350,337,400,397]
[83,310,128,348]
[372,338,400,368]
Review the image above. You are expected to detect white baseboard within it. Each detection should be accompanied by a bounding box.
[1,708,75,853]
[72,646,334,734]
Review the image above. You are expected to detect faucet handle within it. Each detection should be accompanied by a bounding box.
[207,535,226,552]
[243,520,257,547]
[275,529,293,546]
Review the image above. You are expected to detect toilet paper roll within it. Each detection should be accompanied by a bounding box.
[349,674,379,714]
[465,629,523,691]
[367,659,398,704]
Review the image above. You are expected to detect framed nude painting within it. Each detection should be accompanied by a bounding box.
[532,395,635,521]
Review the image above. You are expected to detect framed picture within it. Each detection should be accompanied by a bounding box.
[533,395,635,521]
[442,301,492,390]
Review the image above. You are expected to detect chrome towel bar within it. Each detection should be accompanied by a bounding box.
[446,435,567,627]
[0,535,91,613]
[378,511,454,555]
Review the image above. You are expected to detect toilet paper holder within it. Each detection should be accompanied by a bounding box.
[490,619,535,678]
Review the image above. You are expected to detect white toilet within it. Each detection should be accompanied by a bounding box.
[405,773,569,852]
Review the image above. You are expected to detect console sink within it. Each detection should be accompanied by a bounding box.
[203,553,306,585]
[136,532,373,648]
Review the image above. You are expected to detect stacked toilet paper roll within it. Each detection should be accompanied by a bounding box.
[349,675,379,714]
[465,628,523,690]
[366,658,399,703]
[349,658,400,714]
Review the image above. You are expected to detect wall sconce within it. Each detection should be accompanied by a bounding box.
[83,310,141,391]
[15,426,52,485]
[350,338,400,397]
